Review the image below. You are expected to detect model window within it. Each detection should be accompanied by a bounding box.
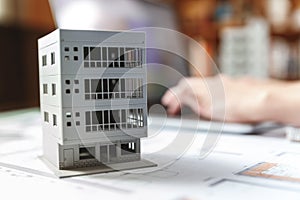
[79,147,95,160]
[108,47,119,67]
[108,47,118,60]
[66,112,71,118]
[102,47,107,61]
[44,112,49,123]
[90,47,101,60]
[43,84,48,94]
[52,84,56,96]
[85,108,144,132]
[121,142,137,155]
[84,78,143,100]
[53,114,57,126]
[42,55,47,66]
[83,47,89,60]
[100,146,108,163]
[128,108,144,128]
[51,52,55,65]
[82,46,142,68]
[64,56,70,61]
[84,79,90,93]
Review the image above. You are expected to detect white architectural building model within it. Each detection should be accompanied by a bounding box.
[38,29,149,170]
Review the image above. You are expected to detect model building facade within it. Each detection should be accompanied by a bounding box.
[38,29,147,169]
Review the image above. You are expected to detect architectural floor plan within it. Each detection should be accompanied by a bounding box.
[0,109,300,199]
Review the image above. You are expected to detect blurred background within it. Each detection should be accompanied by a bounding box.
[1,0,300,111]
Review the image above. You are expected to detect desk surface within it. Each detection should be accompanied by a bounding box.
[0,109,300,200]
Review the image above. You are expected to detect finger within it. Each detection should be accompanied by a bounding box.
[161,89,174,106]
[167,99,181,115]
[183,92,202,116]
[162,88,182,115]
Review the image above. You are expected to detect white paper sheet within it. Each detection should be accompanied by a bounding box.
[1,109,300,200]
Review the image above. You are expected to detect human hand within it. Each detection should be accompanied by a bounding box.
[161,75,269,123]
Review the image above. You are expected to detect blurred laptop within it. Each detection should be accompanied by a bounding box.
[49,0,281,134]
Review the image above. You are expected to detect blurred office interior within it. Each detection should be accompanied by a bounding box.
[0,0,300,111]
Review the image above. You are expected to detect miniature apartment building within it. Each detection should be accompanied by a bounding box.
[38,29,147,170]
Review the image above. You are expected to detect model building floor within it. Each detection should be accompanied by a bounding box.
[40,156,157,178]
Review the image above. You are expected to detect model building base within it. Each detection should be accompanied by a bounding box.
[40,156,156,178]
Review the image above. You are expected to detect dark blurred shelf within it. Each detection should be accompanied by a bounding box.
[271,29,300,41]
[0,25,55,111]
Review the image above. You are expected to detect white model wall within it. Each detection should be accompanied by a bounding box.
[39,29,147,146]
